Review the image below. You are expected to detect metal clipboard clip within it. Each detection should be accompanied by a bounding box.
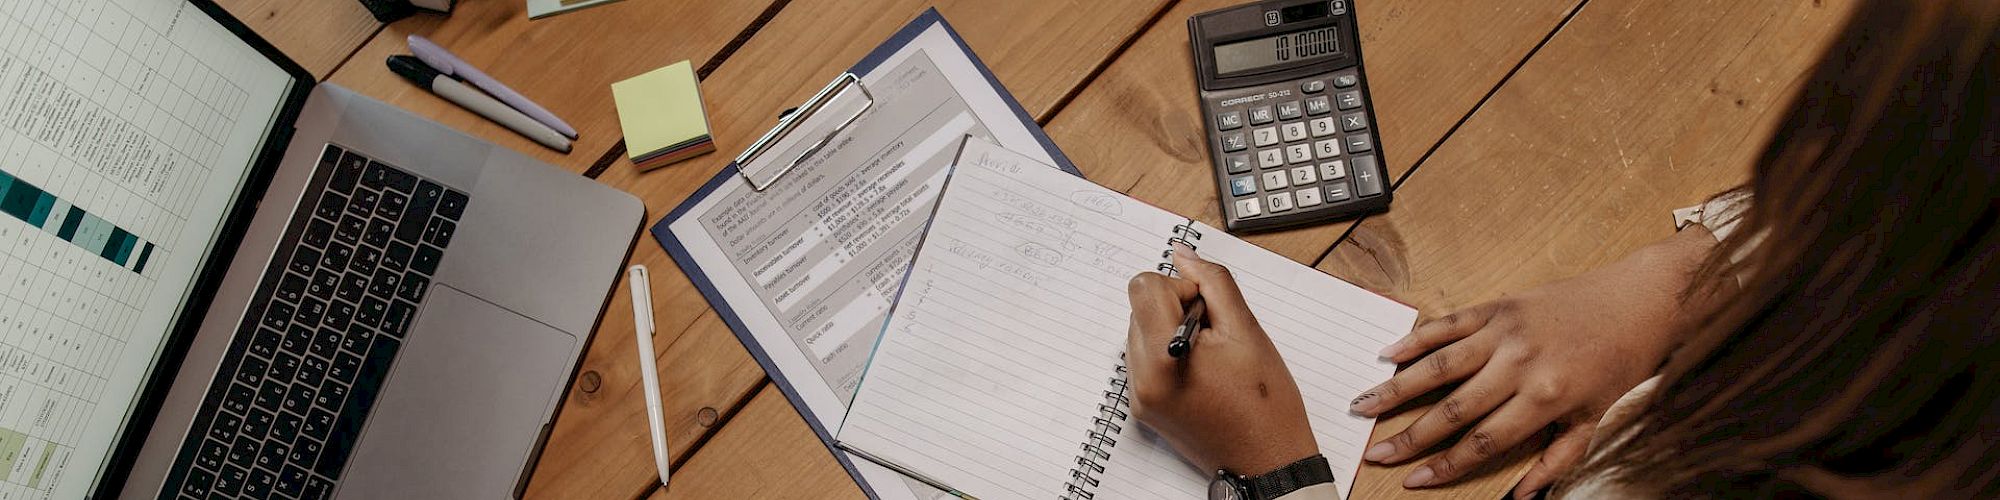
[734,72,875,191]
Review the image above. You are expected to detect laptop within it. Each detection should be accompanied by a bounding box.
[0,0,643,498]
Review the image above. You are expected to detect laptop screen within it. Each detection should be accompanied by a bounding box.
[0,0,296,496]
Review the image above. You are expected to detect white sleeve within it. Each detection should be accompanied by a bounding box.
[1672,189,1753,242]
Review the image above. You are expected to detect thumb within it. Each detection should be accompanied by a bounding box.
[1170,243,1260,335]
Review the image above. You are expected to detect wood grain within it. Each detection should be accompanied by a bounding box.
[650,385,868,500]
[323,0,778,173]
[213,0,380,78]
[1050,0,1590,264]
[567,0,1176,497]
[1322,0,1863,498]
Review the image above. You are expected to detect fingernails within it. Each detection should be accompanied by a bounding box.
[1363,441,1395,462]
[1349,392,1379,415]
[1377,340,1406,358]
[1404,466,1435,488]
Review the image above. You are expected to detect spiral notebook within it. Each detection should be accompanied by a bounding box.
[836,138,1417,499]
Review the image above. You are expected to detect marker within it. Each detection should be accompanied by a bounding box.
[629,265,672,487]
[407,35,579,139]
[387,55,572,153]
[1166,300,1207,358]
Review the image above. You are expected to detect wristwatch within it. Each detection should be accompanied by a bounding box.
[1208,455,1336,500]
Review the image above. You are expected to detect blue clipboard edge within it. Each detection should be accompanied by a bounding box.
[648,8,1083,499]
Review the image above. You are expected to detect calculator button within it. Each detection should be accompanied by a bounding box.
[1221,133,1248,152]
[1235,198,1263,217]
[1295,187,1323,207]
[1353,155,1385,197]
[1229,176,1258,196]
[1341,112,1368,132]
[1326,183,1353,202]
[1278,101,1303,120]
[1337,91,1363,110]
[1216,111,1244,131]
[1320,160,1347,180]
[1302,80,1325,93]
[1262,171,1290,190]
[1345,135,1374,154]
[1309,117,1336,138]
[1224,155,1252,174]
[1305,96,1332,116]
[1314,140,1342,160]
[1253,127,1280,147]
[1290,166,1318,186]
[1285,144,1313,165]
[1267,192,1295,213]
[1249,106,1275,125]
[1281,123,1307,142]
[1334,73,1359,88]
[1257,149,1285,169]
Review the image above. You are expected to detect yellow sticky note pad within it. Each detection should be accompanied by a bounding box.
[613,61,713,169]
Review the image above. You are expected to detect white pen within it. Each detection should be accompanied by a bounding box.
[628,265,672,487]
[387,55,573,153]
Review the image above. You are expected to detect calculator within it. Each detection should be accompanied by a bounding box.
[1190,0,1391,232]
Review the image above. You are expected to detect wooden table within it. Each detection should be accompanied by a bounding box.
[219,0,1861,498]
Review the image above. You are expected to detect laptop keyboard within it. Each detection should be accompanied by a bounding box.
[163,144,467,499]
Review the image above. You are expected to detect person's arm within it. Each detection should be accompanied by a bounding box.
[1126,227,1720,498]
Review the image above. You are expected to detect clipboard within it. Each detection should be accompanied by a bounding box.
[650,9,1080,500]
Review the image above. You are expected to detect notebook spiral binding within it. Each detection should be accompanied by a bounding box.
[1061,221,1203,500]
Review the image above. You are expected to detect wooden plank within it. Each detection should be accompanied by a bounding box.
[1319,0,1863,498]
[565,0,1176,497]
[650,385,867,500]
[214,0,379,78]
[322,0,777,173]
[1053,0,1589,264]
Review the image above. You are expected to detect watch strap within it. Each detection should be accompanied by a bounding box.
[1244,454,1335,500]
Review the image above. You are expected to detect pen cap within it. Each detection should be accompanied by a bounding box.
[387,55,442,84]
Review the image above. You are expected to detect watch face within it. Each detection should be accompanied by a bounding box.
[1208,474,1243,500]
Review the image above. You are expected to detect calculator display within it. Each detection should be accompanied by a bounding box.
[1212,26,1342,75]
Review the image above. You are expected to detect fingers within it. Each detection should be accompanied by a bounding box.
[1404,399,1552,488]
[1169,244,1259,334]
[1362,363,1511,463]
[1127,272,1197,383]
[1513,421,1595,498]
[1380,303,1499,363]
[1351,337,1495,417]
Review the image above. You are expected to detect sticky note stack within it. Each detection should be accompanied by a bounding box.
[612,61,714,171]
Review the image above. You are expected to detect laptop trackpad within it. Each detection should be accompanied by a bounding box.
[335,286,576,499]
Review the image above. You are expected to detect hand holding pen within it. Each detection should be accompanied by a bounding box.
[1122,242,1322,477]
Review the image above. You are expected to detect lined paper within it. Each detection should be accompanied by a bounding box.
[840,139,1416,499]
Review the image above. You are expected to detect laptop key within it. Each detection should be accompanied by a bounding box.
[229,438,261,470]
[262,301,294,330]
[364,217,395,247]
[196,439,229,471]
[244,467,277,498]
[368,268,403,298]
[335,214,366,246]
[317,379,349,412]
[369,161,418,193]
[215,464,248,496]
[243,408,275,442]
[412,244,443,275]
[290,438,323,468]
[350,244,382,275]
[208,412,241,443]
[304,408,335,441]
[396,181,443,243]
[256,439,289,472]
[303,476,332,500]
[256,379,288,411]
[325,300,356,333]
[309,269,339,298]
[295,297,327,329]
[423,218,455,247]
[272,411,303,445]
[278,464,311,497]
[437,189,468,220]
[329,353,361,386]
[283,384,315,415]
[277,274,307,303]
[320,243,352,272]
[300,355,331,387]
[356,297,387,329]
[377,190,409,221]
[180,467,214,497]
[382,300,417,338]
[270,351,302,383]
[396,273,429,303]
[337,325,373,356]
[310,330,341,361]
[224,383,256,415]
[347,188,379,216]
[281,328,312,358]
[315,192,346,221]
[383,241,413,271]
[316,335,401,479]
[235,357,267,387]
[330,149,366,194]
[290,247,319,276]
[249,328,282,360]
[302,219,334,248]
[336,273,367,303]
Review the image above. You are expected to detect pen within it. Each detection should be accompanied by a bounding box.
[386,55,573,153]
[836,442,979,500]
[1166,300,1207,358]
[629,265,672,487]
[407,35,579,139]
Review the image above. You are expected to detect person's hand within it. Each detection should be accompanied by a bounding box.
[1125,243,1319,477]
[1349,229,1719,496]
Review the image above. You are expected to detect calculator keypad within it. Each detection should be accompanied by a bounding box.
[1203,69,1385,230]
